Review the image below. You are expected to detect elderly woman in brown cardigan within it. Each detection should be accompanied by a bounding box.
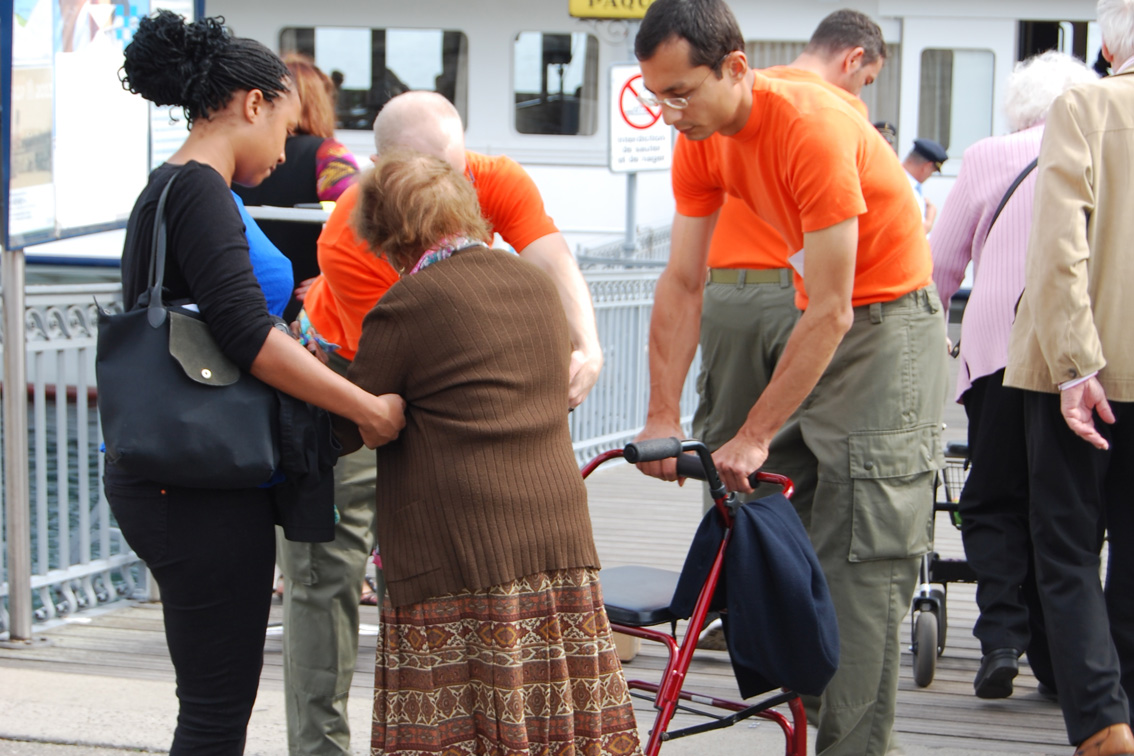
[339,149,642,756]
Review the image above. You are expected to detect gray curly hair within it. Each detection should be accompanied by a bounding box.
[1004,50,1097,133]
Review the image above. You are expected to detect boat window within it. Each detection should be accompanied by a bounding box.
[513,32,599,136]
[1018,20,1106,74]
[279,27,469,131]
[744,40,902,144]
[918,49,994,157]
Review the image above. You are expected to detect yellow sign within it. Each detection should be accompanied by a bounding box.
[568,0,656,20]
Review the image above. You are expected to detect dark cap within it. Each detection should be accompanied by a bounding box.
[913,138,948,171]
[873,120,896,138]
[873,121,897,149]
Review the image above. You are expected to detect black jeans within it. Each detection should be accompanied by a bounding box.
[1022,391,1134,744]
[107,471,276,756]
[959,371,1054,686]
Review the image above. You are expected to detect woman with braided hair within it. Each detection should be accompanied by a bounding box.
[111,11,404,753]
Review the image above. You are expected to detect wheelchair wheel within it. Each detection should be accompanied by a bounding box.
[913,610,938,688]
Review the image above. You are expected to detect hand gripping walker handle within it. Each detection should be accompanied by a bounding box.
[623,437,683,463]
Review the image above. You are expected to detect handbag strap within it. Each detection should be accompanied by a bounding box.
[145,168,184,327]
[983,157,1039,245]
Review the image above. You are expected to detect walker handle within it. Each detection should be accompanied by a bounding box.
[675,453,709,479]
[675,455,794,499]
[623,437,682,463]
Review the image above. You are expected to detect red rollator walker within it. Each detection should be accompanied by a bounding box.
[582,438,807,756]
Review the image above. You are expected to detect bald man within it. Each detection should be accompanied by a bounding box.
[278,91,603,756]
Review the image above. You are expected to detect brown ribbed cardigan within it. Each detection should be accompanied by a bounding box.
[345,246,599,607]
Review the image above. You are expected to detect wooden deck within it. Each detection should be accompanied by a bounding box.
[0,326,1074,755]
[586,463,1067,755]
[0,461,1069,756]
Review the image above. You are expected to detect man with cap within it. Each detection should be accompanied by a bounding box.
[874,120,898,151]
[902,137,948,234]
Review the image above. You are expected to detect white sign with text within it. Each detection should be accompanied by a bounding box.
[609,63,673,173]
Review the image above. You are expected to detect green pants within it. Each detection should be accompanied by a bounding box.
[692,271,800,513]
[278,354,383,756]
[774,286,948,756]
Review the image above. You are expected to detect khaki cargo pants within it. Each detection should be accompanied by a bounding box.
[277,353,383,756]
[767,286,947,756]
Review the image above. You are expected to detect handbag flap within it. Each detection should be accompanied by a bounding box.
[168,310,241,386]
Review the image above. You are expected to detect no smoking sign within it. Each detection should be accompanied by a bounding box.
[609,64,673,173]
[619,74,662,129]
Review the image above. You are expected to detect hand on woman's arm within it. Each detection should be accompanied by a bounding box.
[250,327,405,448]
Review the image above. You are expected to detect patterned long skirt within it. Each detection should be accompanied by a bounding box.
[372,567,643,756]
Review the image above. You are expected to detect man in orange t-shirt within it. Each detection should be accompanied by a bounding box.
[281,91,602,756]
[634,2,947,754]
[692,10,884,516]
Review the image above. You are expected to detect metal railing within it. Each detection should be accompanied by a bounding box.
[1,284,145,635]
[577,224,672,269]
[570,269,698,461]
[1,248,696,634]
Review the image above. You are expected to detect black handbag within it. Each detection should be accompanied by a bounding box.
[97,170,281,489]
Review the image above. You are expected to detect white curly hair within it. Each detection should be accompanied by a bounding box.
[1004,50,1098,133]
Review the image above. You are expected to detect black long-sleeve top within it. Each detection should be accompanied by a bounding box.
[120,161,277,371]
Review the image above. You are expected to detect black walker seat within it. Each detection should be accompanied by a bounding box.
[600,565,680,627]
[582,440,807,756]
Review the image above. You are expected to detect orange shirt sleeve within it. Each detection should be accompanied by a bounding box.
[672,135,726,218]
[467,152,559,251]
[305,183,401,360]
[783,107,868,234]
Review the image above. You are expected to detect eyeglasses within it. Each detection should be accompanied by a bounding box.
[637,52,734,111]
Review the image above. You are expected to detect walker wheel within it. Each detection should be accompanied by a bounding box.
[913,611,938,687]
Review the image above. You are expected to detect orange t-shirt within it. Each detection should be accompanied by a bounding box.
[707,67,869,271]
[677,71,930,309]
[303,151,559,360]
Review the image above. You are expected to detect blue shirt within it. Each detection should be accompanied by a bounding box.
[231,191,293,318]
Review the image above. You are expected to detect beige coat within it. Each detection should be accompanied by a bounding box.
[1005,69,1134,401]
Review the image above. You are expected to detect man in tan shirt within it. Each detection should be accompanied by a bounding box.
[1004,2,1134,753]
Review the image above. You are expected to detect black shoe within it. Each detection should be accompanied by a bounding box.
[1036,681,1059,702]
[974,648,1019,699]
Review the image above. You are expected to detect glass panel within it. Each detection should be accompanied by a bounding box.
[280,27,468,131]
[513,31,599,135]
[918,48,994,156]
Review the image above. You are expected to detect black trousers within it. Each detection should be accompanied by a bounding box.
[959,371,1053,686]
[1022,390,1134,745]
[106,473,277,756]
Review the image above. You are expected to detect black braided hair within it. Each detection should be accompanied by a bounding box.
[120,10,290,125]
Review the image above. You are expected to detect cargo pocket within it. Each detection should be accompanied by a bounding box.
[847,424,942,562]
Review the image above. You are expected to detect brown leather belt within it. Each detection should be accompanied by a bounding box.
[707,268,791,285]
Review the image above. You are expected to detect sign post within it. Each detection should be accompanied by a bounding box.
[609,63,672,252]
[2,0,36,644]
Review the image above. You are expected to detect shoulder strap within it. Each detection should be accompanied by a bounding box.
[983,157,1039,245]
[145,168,184,327]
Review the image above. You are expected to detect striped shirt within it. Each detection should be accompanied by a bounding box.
[931,124,1044,401]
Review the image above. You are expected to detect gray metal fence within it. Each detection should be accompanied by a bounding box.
[1,260,697,633]
[1,284,144,634]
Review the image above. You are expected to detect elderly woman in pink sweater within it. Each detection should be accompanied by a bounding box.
[931,50,1096,702]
